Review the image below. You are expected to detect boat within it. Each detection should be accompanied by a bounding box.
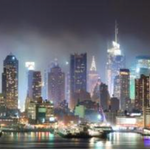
[58,123,109,139]
[0,129,2,137]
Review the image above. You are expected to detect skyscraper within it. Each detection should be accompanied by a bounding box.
[48,61,65,108]
[2,53,19,110]
[99,83,110,111]
[88,56,100,96]
[119,69,130,111]
[135,74,150,128]
[70,53,87,110]
[113,69,130,111]
[136,56,150,77]
[106,22,125,96]
[25,62,42,101]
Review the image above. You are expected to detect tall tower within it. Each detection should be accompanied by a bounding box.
[25,62,42,101]
[135,74,150,128]
[88,56,100,96]
[106,21,125,96]
[70,53,87,110]
[2,53,19,110]
[119,69,130,111]
[48,61,65,108]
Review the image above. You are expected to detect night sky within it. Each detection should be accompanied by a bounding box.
[0,0,150,110]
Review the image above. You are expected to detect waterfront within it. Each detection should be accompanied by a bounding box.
[0,132,150,149]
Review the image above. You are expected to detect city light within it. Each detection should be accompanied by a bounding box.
[25,62,35,70]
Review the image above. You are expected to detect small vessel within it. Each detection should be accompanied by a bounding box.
[0,129,2,137]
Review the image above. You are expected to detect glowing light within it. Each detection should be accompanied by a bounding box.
[49,117,55,122]
[12,56,15,60]
[97,114,102,120]
[25,62,35,70]
[136,67,140,73]
[65,61,69,65]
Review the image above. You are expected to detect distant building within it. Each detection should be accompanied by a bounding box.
[48,61,65,108]
[26,98,54,124]
[113,75,120,99]
[130,68,136,101]
[110,97,119,112]
[92,78,101,104]
[88,56,99,97]
[65,72,70,103]
[2,53,19,110]
[0,94,6,117]
[74,105,86,118]
[71,90,91,110]
[106,22,125,96]
[119,69,130,111]
[113,69,130,111]
[70,53,87,110]
[100,83,110,111]
[135,74,150,128]
[27,101,37,124]
[27,70,42,101]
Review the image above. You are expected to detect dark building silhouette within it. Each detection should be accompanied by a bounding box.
[100,83,110,111]
[70,53,87,110]
[110,97,119,112]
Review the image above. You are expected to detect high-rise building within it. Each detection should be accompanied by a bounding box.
[32,71,42,100]
[2,53,19,110]
[136,56,150,77]
[113,69,130,111]
[130,68,136,101]
[48,61,65,108]
[70,53,87,110]
[88,56,100,96]
[119,69,130,111]
[100,83,110,111]
[106,22,125,96]
[26,70,42,101]
[65,72,70,103]
[135,74,150,128]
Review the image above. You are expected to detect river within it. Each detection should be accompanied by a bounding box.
[0,132,150,149]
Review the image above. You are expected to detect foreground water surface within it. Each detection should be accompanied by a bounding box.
[0,132,150,149]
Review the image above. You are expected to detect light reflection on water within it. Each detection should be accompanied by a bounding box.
[0,132,150,149]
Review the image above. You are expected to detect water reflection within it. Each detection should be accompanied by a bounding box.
[0,132,150,149]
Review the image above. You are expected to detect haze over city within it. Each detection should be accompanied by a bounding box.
[0,0,150,110]
[1,1,150,149]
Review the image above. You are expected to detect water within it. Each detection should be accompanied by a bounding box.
[0,132,150,149]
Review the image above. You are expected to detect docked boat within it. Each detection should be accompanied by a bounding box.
[58,123,111,138]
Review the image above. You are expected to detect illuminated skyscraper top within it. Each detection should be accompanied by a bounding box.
[90,56,97,71]
[106,21,125,96]
[2,53,19,110]
[107,21,121,56]
[88,56,99,96]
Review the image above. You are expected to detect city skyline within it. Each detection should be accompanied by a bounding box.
[1,0,150,149]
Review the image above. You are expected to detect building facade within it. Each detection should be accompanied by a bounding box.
[27,70,42,101]
[119,69,130,111]
[70,53,87,110]
[2,53,19,110]
[106,23,125,96]
[88,56,99,97]
[48,62,65,108]
[113,69,130,111]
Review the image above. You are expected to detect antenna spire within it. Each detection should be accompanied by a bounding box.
[90,56,97,71]
[115,20,118,43]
